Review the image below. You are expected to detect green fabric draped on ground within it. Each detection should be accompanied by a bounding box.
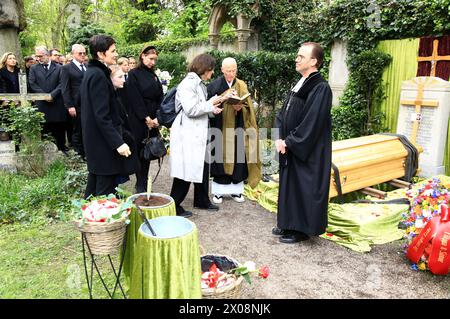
[244,177,449,252]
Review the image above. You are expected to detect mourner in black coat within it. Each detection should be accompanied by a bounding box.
[61,58,86,157]
[126,45,164,193]
[80,60,126,196]
[0,66,20,94]
[28,60,67,151]
[274,43,332,244]
[79,35,131,197]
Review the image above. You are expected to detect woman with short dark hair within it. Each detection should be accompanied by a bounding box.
[169,53,226,217]
[126,45,164,193]
[80,34,132,197]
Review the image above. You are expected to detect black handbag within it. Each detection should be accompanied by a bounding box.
[141,129,167,161]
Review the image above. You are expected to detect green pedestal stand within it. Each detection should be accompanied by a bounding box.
[122,193,176,285]
[129,216,202,299]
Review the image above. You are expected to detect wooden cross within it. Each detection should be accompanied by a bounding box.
[0,72,50,105]
[417,39,450,77]
[400,82,439,144]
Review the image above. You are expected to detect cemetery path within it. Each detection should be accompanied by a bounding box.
[123,157,450,299]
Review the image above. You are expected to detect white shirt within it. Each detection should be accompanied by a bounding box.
[227,80,233,88]
[73,59,86,72]
[292,77,306,93]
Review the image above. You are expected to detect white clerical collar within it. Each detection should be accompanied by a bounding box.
[292,77,307,93]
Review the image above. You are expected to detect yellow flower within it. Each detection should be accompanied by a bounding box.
[418,262,427,271]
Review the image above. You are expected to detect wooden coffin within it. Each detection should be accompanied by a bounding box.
[329,134,422,198]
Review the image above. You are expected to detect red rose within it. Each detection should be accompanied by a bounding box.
[259,266,269,278]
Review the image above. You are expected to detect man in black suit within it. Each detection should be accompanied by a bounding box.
[29,46,67,152]
[61,44,87,157]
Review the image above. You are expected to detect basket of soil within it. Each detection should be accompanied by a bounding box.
[122,193,176,282]
[200,254,244,299]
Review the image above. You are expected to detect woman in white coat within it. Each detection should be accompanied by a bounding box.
[169,54,228,217]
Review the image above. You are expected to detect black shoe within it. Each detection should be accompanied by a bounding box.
[279,232,310,244]
[272,227,286,236]
[194,203,219,211]
[177,210,193,218]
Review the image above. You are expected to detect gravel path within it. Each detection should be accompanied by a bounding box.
[124,157,450,299]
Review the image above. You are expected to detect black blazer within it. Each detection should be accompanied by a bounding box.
[60,61,85,111]
[80,59,125,175]
[0,67,20,94]
[28,62,67,122]
[126,65,164,148]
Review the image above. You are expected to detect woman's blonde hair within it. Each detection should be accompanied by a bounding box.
[117,57,129,66]
[109,64,123,77]
[0,52,16,69]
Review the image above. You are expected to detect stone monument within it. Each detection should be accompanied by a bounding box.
[0,0,25,58]
[328,39,350,106]
[396,77,450,177]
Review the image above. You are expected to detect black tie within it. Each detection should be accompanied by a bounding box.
[124,74,128,81]
[43,64,48,72]
[80,64,86,72]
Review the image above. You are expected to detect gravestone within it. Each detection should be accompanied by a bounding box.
[396,77,450,177]
[0,73,51,173]
[0,140,17,172]
[328,39,350,106]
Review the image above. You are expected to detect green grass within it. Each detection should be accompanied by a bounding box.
[0,222,128,299]
[0,159,86,224]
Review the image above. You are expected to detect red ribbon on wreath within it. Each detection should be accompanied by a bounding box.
[407,204,450,275]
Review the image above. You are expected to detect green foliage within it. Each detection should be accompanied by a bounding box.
[208,50,298,128]
[252,0,449,139]
[19,31,38,58]
[169,0,212,38]
[212,0,259,18]
[260,139,279,177]
[118,34,235,58]
[66,23,107,53]
[1,103,51,176]
[156,53,188,88]
[120,6,160,44]
[2,104,45,147]
[332,49,391,140]
[0,158,86,224]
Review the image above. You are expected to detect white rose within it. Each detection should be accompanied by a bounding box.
[243,261,256,272]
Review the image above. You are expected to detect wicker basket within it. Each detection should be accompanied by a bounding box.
[201,254,244,299]
[74,217,128,256]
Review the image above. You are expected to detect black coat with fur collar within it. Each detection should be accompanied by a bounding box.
[80,59,125,175]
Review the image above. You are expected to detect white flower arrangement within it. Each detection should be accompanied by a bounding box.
[155,69,173,94]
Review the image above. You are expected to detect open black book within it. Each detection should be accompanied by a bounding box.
[226,92,251,105]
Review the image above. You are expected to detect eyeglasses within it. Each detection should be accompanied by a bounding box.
[77,52,86,56]
[296,54,316,61]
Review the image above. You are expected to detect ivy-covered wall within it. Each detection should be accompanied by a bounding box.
[211,0,450,139]
[119,0,449,139]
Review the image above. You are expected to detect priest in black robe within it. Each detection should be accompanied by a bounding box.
[273,42,332,244]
